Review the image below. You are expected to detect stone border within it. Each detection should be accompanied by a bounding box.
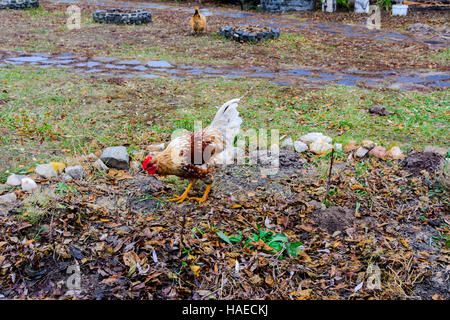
[219,26,280,43]
[0,0,39,9]
[93,9,152,25]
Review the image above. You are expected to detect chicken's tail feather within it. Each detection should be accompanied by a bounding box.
[209,98,242,145]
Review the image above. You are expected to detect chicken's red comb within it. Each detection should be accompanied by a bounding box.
[143,156,152,170]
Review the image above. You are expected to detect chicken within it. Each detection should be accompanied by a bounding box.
[189,6,206,34]
[143,98,242,204]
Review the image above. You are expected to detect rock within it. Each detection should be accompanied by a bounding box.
[6,174,25,186]
[129,161,141,175]
[65,165,85,180]
[61,174,73,182]
[293,140,308,153]
[369,146,387,159]
[147,143,165,152]
[131,150,147,162]
[281,137,293,150]
[300,132,332,145]
[343,141,358,153]
[35,164,58,179]
[424,146,448,157]
[21,178,38,192]
[93,159,109,173]
[362,140,376,150]
[334,143,343,152]
[0,192,17,204]
[310,138,333,155]
[100,146,129,170]
[369,105,391,116]
[50,162,66,174]
[354,147,369,158]
[386,146,404,160]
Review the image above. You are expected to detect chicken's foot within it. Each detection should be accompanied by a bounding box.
[169,182,194,203]
[189,184,211,204]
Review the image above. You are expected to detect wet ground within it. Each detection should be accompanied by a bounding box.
[1,50,449,90]
[48,0,449,48]
[0,0,449,90]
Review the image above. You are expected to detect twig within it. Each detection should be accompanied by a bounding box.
[178,212,187,258]
[325,148,335,200]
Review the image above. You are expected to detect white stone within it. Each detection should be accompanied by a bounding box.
[362,140,376,150]
[369,146,387,159]
[293,140,308,153]
[299,132,332,145]
[6,174,25,186]
[61,174,73,182]
[281,137,293,149]
[354,147,369,158]
[100,146,129,169]
[65,165,85,180]
[334,143,343,152]
[21,178,38,192]
[386,146,404,160]
[35,164,58,179]
[310,138,333,155]
[0,192,17,204]
[93,159,109,173]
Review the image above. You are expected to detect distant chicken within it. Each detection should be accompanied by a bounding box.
[189,6,206,34]
[143,98,242,203]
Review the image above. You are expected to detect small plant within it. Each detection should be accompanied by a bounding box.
[337,0,351,9]
[377,0,392,10]
[217,229,302,258]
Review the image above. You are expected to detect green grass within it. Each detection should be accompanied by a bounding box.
[427,48,450,65]
[0,66,449,181]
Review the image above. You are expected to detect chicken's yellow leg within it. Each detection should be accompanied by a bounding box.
[169,182,194,203]
[189,184,212,204]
